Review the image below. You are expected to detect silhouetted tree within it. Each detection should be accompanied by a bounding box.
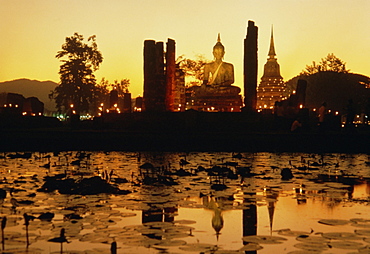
[300,53,349,75]
[112,79,130,97]
[177,55,209,86]
[50,33,103,114]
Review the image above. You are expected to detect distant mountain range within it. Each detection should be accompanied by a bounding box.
[0,78,57,111]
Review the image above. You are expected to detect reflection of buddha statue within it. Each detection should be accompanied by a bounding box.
[198,34,240,95]
[204,196,224,240]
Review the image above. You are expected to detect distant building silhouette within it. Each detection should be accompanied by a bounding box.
[23,97,44,116]
[257,26,286,110]
[0,92,43,116]
[122,93,132,113]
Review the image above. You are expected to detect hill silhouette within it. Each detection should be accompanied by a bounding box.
[285,72,370,113]
[0,79,57,111]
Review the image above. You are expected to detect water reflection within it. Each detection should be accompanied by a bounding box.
[0,151,368,253]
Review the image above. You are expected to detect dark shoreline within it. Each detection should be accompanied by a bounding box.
[1,128,369,153]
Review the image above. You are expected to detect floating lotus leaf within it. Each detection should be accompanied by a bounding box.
[125,203,150,210]
[154,239,187,246]
[122,224,147,231]
[142,221,173,229]
[99,217,122,224]
[91,221,109,229]
[120,212,137,217]
[351,218,370,228]
[322,232,362,240]
[329,240,364,249]
[318,219,350,226]
[364,238,370,244]
[99,227,127,234]
[324,182,349,188]
[355,230,370,236]
[82,224,94,230]
[287,251,324,254]
[239,243,263,251]
[278,229,311,237]
[358,245,370,253]
[242,235,287,244]
[116,234,148,241]
[136,228,163,235]
[179,243,217,252]
[80,232,108,241]
[294,242,329,251]
[159,232,190,239]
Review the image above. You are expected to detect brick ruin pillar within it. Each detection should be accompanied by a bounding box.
[143,40,166,112]
[244,20,258,112]
[165,39,176,112]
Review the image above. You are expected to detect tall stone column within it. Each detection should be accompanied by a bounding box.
[143,40,156,112]
[165,39,176,111]
[143,40,166,112]
[244,20,258,112]
[155,41,166,112]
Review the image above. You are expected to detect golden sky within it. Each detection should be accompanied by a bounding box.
[1,0,369,97]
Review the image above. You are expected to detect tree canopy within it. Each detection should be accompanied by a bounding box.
[176,55,208,86]
[300,53,349,75]
[50,33,103,114]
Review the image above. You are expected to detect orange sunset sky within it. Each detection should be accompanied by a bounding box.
[1,0,369,97]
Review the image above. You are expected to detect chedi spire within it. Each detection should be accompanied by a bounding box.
[268,26,276,58]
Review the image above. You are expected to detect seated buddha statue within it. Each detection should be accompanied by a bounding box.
[196,34,241,96]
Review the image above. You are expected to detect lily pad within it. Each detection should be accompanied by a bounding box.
[351,218,370,228]
[239,243,263,251]
[358,245,370,253]
[242,235,287,244]
[287,251,325,254]
[278,229,311,237]
[179,243,218,252]
[294,241,329,251]
[318,219,350,226]
[329,240,364,249]
[322,232,362,240]
[355,229,370,236]
[154,239,187,246]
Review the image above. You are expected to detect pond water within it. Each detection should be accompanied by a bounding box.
[0,151,369,254]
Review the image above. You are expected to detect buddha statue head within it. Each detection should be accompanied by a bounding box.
[213,34,225,61]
